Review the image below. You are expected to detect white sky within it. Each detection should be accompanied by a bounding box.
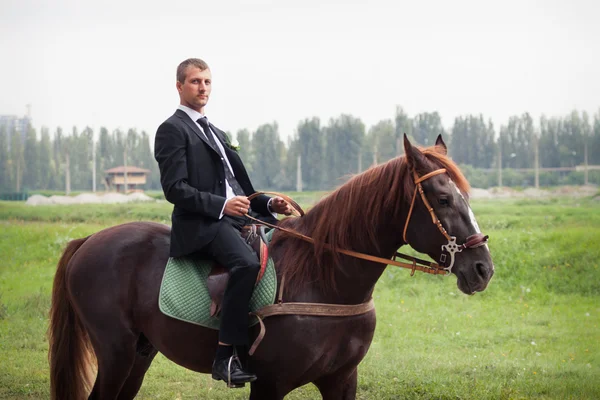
[1,0,599,143]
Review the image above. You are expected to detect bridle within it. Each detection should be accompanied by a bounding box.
[402,168,489,273]
[245,172,490,354]
[246,168,488,276]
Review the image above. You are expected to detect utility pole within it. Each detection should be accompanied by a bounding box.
[123,142,128,193]
[358,149,362,173]
[584,140,589,185]
[91,131,96,193]
[296,155,302,192]
[372,144,378,166]
[534,135,539,189]
[497,143,502,187]
[65,152,71,195]
[16,160,21,192]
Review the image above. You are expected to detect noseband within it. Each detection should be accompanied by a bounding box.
[402,168,489,273]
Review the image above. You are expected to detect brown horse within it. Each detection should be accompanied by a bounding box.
[48,135,494,400]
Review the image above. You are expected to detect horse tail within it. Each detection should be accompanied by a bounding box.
[48,236,95,400]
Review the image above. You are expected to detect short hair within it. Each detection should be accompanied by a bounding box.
[176,58,210,83]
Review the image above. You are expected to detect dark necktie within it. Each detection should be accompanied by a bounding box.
[197,117,245,196]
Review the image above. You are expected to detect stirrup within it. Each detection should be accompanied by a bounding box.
[226,355,245,388]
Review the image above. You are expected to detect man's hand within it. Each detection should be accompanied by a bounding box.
[270,197,293,216]
[224,196,251,217]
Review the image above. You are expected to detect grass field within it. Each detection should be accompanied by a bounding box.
[0,195,599,399]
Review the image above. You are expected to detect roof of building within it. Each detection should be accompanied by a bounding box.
[105,166,151,174]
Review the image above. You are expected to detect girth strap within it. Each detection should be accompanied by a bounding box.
[249,298,375,355]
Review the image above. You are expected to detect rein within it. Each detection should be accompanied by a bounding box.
[246,191,449,276]
[247,168,489,276]
[244,172,489,355]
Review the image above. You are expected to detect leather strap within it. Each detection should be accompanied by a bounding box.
[257,298,374,319]
[247,191,305,217]
[403,169,450,243]
[249,298,375,355]
[244,213,448,275]
[461,233,489,249]
[415,168,447,184]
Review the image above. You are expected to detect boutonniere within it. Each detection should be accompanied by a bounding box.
[223,133,241,152]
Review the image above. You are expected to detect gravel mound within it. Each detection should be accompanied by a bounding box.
[470,185,598,199]
[24,186,598,205]
[25,194,53,205]
[26,192,154,206]
[469,188,493,199]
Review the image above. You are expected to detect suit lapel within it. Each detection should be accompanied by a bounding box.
[175,109,219,154]
[209,123,229,147]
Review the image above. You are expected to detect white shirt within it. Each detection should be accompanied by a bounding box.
[177,105,236,217]
[177,105,277,218]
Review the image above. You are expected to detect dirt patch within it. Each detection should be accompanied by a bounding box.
[26,192,154,205]
[470,185,598,199]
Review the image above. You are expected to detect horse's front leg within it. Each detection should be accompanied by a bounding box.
[249,379,292,400]
[314,367,358,400]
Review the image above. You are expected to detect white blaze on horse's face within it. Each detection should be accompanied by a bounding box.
[449,180,490,252]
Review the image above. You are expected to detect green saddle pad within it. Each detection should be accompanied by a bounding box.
[158,255,277,330]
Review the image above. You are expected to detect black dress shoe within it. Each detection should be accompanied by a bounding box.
[212,356,257,388]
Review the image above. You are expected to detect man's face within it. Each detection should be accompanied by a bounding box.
[177,66,212,113]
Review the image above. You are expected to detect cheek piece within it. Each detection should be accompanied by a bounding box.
[402,169,489,274]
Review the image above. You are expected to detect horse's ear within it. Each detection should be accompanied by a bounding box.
[403,134,426,172]
[435,135,447,155]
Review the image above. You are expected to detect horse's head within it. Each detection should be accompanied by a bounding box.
[402,135,494,294]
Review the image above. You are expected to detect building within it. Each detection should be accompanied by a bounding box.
[104,166,151,192]
[0,114,32,148]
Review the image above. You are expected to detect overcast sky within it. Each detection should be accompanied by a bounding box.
[1,0,599,143]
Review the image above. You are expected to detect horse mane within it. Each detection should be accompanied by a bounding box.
[271,144,470,296]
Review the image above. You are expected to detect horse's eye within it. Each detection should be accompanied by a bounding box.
[438,198,449,206]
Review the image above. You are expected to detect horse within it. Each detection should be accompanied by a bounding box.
[48,135,494,400]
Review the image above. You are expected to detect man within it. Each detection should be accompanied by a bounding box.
[154,58,291,386]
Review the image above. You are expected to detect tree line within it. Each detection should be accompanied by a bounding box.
[0,126,158,193]
[1,107,599,194]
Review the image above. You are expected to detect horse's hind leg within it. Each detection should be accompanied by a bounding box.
[314,367,358,400]
[87,331,138,400]
[117,334,158,400]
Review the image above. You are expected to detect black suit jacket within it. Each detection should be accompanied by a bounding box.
[155,109,273,257]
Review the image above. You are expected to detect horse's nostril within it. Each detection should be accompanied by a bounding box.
[476,262,487,279]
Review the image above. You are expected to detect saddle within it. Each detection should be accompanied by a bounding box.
[206,224,270,317]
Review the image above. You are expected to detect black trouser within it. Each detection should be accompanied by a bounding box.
[203,216,260,345]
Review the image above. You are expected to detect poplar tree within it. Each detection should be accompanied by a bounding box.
[394,106,412,145]
[250,122,283,189]
[39,127,55,190]
[0,126,10,192]
[411,112,445,147]
[235,129,252,172]
[297,117,325,190]
[324,114,364,188]
[22,125,39,190]
[364,119,396,167]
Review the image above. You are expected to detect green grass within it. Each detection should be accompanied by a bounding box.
[0,197,599,399]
